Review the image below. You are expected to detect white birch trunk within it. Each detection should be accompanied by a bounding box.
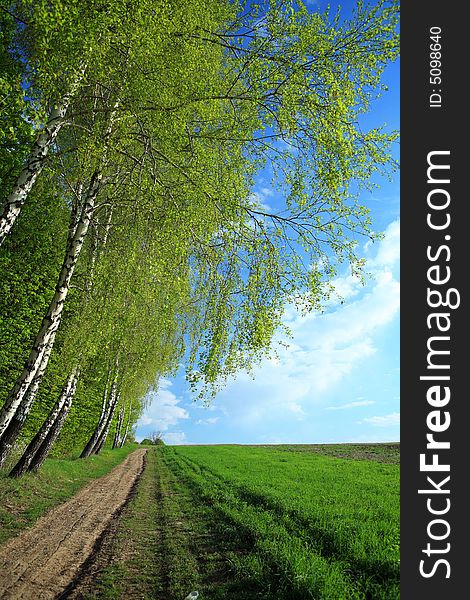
[27,378,77,473]
[93,391,120,455]
[9,367,79,477]
[112,408,124,449]
[0,67,86,246]
[0,334,58,468]
[80,353,120,458]
[98,373,111,427]
[119,398,133,447]
[0,172,100,439]
[80,371,111,458]
[13,333,57,422]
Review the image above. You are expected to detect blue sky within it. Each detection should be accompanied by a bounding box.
[136,0,400,445]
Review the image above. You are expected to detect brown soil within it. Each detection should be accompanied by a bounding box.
[0,448,146,600]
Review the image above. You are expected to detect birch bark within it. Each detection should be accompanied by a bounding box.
[93,391,120,455]
[0,172,100,440]
[0,67,86,246]
[9,367,80,477]
[0,335,58,467]
[80,374,110,459]
[80,354,120,458]
[112,408,124,449]
[27,381,76,473]
[119,398,133,447]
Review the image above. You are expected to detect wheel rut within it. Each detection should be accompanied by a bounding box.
[0,448,146,599]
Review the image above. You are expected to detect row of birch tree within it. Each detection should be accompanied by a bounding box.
[0,0,399,475]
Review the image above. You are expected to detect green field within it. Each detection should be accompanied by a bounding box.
[0,444,399,599]
[162,445,399,600]
[95,444,398,600]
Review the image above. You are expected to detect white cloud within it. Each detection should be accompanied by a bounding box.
[163,432,187,444]
[326,400,376,410]
[216,219,400,427]
[282,268,399,393]
[196,417,220,425]
[250,188,275,212]
[190,402,218,411]
[137,378,189,431]
[367,219,400,268]
[330,273,363,302]
[261,187,274,197]
[287,402,305,415]
[362,412,400,427]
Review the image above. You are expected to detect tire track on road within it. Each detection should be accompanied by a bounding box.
[0,448,146,599]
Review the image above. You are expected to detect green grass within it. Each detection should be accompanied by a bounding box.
[0,444,139,545]
[1,444,399,598]
[94,444,399,600]
[254,443,400,464]
[85,447,265,600]
[171,445,400,599]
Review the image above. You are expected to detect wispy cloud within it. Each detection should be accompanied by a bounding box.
[326,400,376,410]
[362,412,400,427]
[250,187,275,212]
[137,378,189,431]
[163,432,187,444]
[367,219,400,268]
[196,417,220,425]
[260,187,274,197]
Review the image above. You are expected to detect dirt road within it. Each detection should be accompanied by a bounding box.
[0,448,146,599]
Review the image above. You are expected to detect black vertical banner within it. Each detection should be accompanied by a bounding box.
[401,2,467,598]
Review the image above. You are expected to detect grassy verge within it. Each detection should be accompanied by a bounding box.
[86,447,270,600]
[0,444,139,545]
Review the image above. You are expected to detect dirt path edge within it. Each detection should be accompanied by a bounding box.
[0,448,147,600]
[57,449,148,599]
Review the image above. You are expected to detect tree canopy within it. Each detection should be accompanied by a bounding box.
[0,0,399,470]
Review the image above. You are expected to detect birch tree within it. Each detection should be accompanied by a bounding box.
[80,358,120,458]
[0,102,119,464]
[0,0,130,242]
[26,383,75,473]
[112,407,124,449]
[9,367,79,477]
[119,399,134,447]
[0,0,399,464]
